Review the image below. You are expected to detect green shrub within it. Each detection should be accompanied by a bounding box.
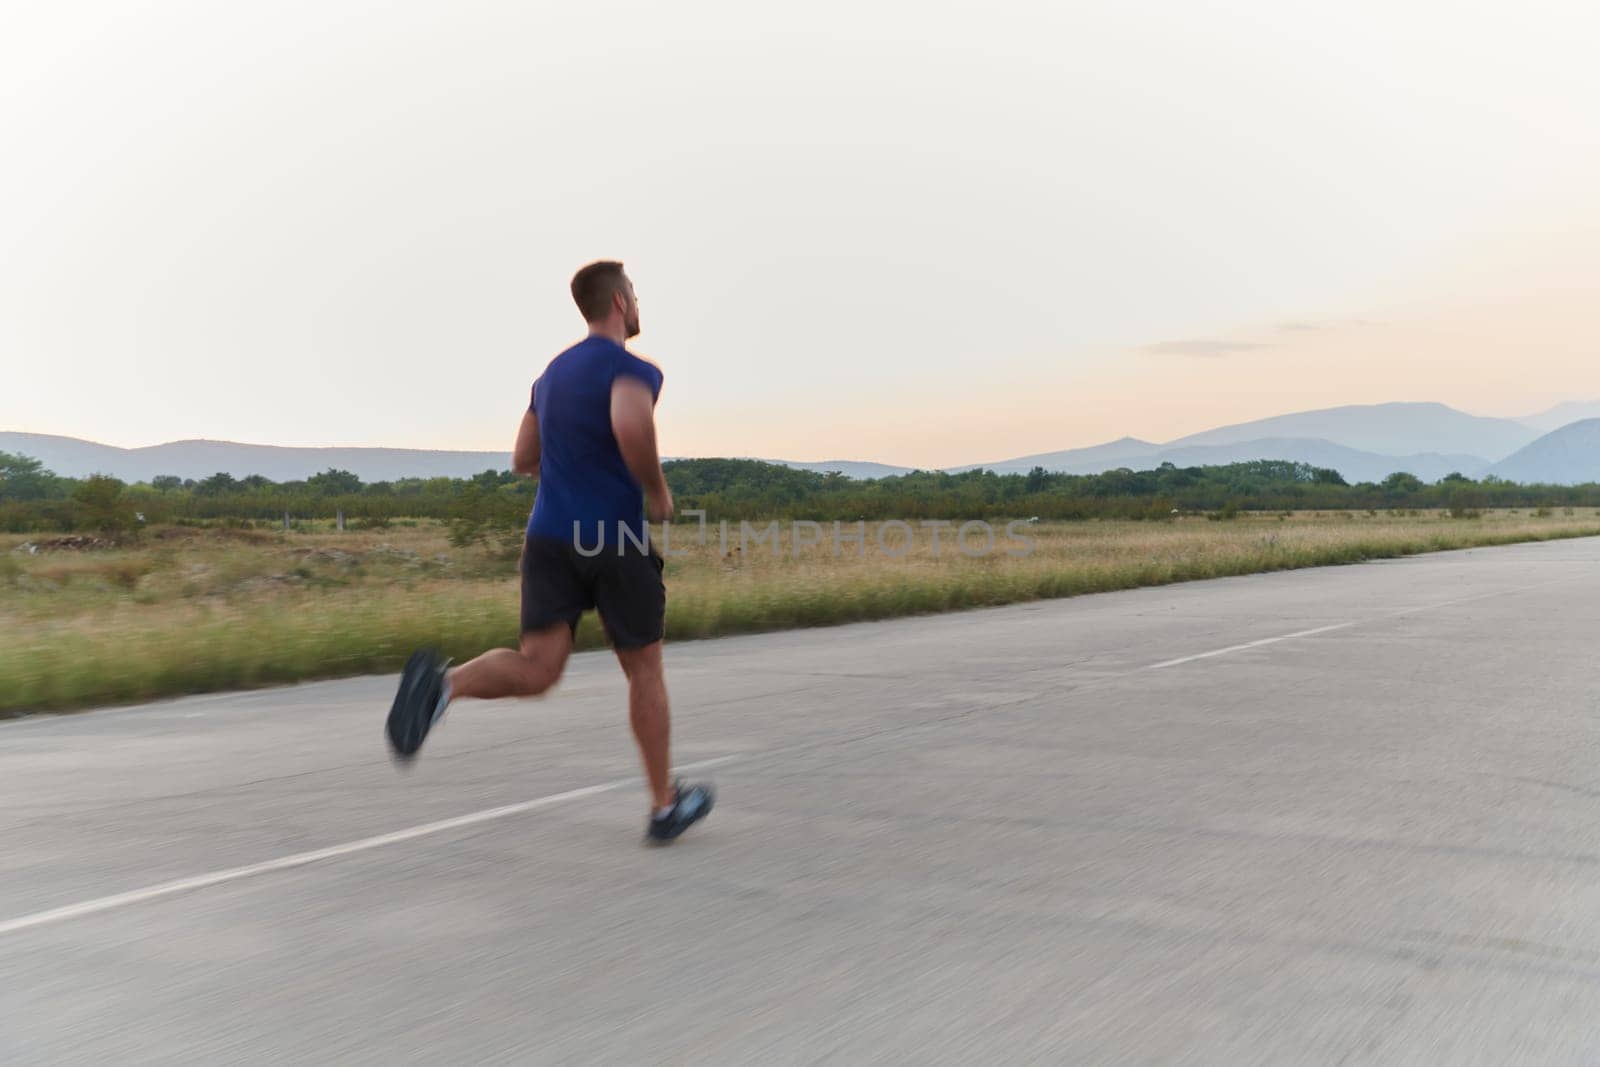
[71,475,137,538]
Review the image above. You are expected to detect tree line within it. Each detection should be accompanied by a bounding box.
[3,450,1599,537]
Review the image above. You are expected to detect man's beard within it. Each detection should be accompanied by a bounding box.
[625,316,641,339]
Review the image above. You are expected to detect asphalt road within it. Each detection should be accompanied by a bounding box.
[4,537,1600,1064]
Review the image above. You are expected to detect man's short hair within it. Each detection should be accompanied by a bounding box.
[570,260,627,322]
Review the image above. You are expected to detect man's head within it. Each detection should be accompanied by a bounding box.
[570,260,640,339]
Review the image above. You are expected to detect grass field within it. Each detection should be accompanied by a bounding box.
[4,509,1599,715]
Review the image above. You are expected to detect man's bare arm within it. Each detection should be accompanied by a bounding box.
[610,377,672,521]
[511,409,540,476]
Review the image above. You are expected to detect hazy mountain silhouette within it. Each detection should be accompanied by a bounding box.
[1162,402,1537,460]
[764,459,917,479]
[967,437,1485,483]
[4,399,1593,485]
[1135,439,1487,483]
[959,403,1540,481]
[958,404,1524,481]
[0,432,915,483]
[0,433,514,483]
[1488,420,1600,484]
[950,436,1159,475]
[1514,401,1600,434]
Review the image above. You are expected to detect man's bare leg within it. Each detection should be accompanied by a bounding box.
[615,640,673,810]
[446,623,573,704]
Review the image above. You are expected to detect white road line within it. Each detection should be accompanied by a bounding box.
[1377,578,1572,619]
[1145,623,1355,670]
[0,753,744,939]
[1142,574,1578,672]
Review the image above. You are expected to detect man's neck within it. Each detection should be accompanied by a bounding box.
[587,322,628,346]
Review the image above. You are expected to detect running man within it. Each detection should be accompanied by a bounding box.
[385,261,713,844]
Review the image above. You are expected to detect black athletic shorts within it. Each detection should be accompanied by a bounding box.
[519,534,666,650]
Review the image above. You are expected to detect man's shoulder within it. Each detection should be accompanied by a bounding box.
[549,336,603,365]
[617,349,663,379]
[540,338,607,379]
[542,338,662,391]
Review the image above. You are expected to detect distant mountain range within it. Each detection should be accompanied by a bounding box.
[0,433,515,485]
[1165,401,1538,459]
[951,400,1600,484]
[0,431,916,485]
[761,459,917,480]
[5,399,1600,485]
[987,437,1492,485]
[1513,402,1600,434]
[957,402,1543,476]
[1487,419,1600,484]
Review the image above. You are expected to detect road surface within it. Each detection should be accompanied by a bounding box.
[4,537,1600,1063]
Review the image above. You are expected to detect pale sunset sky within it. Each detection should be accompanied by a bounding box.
[2,1,1596,468]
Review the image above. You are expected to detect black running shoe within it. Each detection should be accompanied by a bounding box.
[386,647,448,761]
[645,780,715,844]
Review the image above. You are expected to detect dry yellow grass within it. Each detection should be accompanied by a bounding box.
[3,509,1598,713]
